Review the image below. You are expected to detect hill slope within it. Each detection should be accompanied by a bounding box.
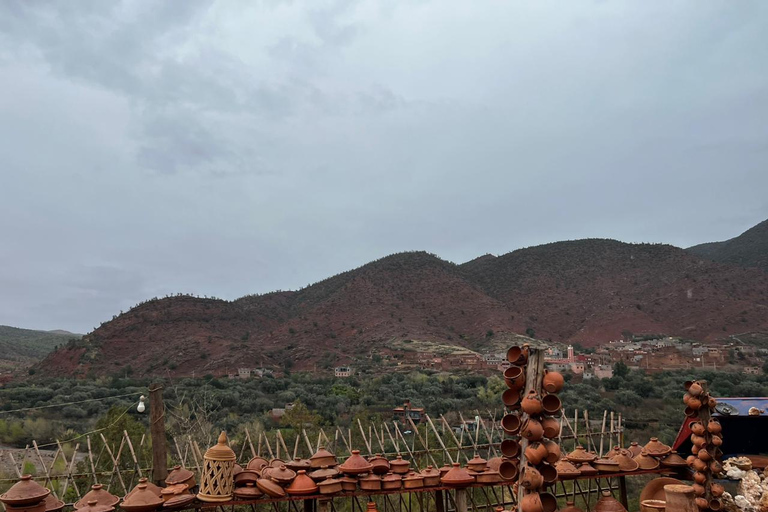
[687,219,768,272]
[0,326,80,373]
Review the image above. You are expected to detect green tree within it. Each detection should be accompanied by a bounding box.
[613,361,629,378]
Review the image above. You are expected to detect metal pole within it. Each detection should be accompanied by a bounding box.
[149,383,168,485]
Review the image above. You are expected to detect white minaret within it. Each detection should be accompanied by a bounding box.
[567,345,574,362]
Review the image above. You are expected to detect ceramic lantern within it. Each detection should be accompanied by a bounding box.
[197,431,236,503]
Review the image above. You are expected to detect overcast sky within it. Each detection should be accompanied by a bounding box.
[1,1,767,333]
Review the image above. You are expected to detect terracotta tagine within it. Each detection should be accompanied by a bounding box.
[543,370,564,393]
[120,484,163,512]
[339,450,373,475]
[232,483,263,500]
[520,492,543,512]
[475,469,502,485]
[317,477,343,495]
[555,459,581,479]
[644,438,671,457]
[438,464,452,478]
[256,478,286,498]
[381,473,402,491]
[43,494,65,512]
[577,462,598,477]
[75,501,113,512]
[269,465,297,485]
[286,458,311,472]
[310,465,340,482]
[659,451,687,468]
[234,470,259,487]
[521,390,544,415]
[159,485,188,503]
[389,456,411,475]
[8,502,50,512]
[125,479,161,500]
[403,472,424,490]
[634,450,660,470]
[76,485,120,510]
[165,466,196,488]
[440,463,475,488]
[368,454,390,475]
[627,442,643,459]
[359,473,382,491]
[594,458,620,473]
[566,445,596,464]
[310,447,337,469]
[467,454,488,473]
[421,466,441,487]
[612,452,639,472]
[595,490,627,512]
[246,457,269,473]
[1,476,51,507]
[541,417,560,439]
[160,494,195,510]
[268,458,285,468]
[561,501,584,512]
[339,476,357,492]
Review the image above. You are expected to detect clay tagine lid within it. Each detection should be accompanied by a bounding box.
[554,460,581,479]
[162,495,195,510]
[634,449,661,470]
[0,475,51,507]
[404,471,425,482]
[76,484,120,509]
[77,500,115,512]
[286,458,312,471]
[643,438,671,457]
[44,494,66,512]
[165,466,195,486]
[389,455,411,471]
[577,462,598,477]
[339,450,373,474]
[286,471,319,496]
[233,483,263,499]
[310,465,340,481]
[660,451,687,468]
[467,454,488,472]
[203,432,236,461]
[121,484,163,512]
[627,442,643,459]
[126,479,161,500]
[246,457,269,472]
[612,453,639,472]
[595,490,627,512]
[382,472,402,482]
[439,464,452,477]
[256,478,286,499]
[608,446,632,460]
[566,445,596,463]
[269,458,285,468]
[310,447,337,467]
[440,463,475,487]
[421,466,440,477]
[269,465,297,485]
[160,484,188,498]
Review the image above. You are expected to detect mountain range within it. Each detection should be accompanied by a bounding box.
[31,218,768,378]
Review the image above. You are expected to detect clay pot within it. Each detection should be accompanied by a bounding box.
[710,483,724,497]
[520,492,543,512]
[502,388,521,408]
[543,440,561,464]
[0,476,51,507]
[159,484,188,503]
[381,473,402,491]
[338,476,356,492]
[403,472,424,490]
[234,470,259,486]
[613,453,639,472]
[539,463,558,484]
[577,462,598,477]
[165,466,196,488]
[692,472,706,485]
[359,474,382,492]
[683,393,692,405]
[709,499,722,511]
[521,390,544,415]
[644,438,671,457]
[339,450,373,475]
[43,495,65,512]
[233,483,263,500]
[286,457,311,472]
[708,397,718,409]
[708,419,722,435]
[310,447,337,469]
[709,460,723,474]
[694,497,708,510]
[368,454,390,475]
[521,419,544,441]
[125,479,160,501]
[467,454,488,473]
[688,381,703,396]
[690,435,706,448]
[475,470,502,485]
[691,484,705,497]
[501,439,520,458]
[561,501,584,512]
[697,449,711,462]
[525,443,548,465]
[245,457,268,473]
[554,460,581,479]
[684,407,697,418]
[540,493,557,512]
[316,477,342,496]
[690,445,700,456]
[521,466,544,490]
[499,460,518,481]
[421,466,441,487]
[162,495,195,511]
[593,458,620,473]
[640,500,666,512]
[660,452,687,468]
[542,370,564,394]
[541,394,561,415]
[663,485,695,512]
[689,422,705,436]
[121,484,163,512]
[691,458,707,472]
[502,414,522,435]
[286,470,318,496]
[310,466,340,482]
[389,456,411,475]
[75,485,120,510]
[270,465,297,485]
[711,435,723,447]
[541,417,560,439]
[627,442,642,459]
[595,490,627,512]
[72,502,111,512]
[634,450,660,470]
[504,366,526,390]
[687,397,702,411]
[566,445,596,463]
[506,346,528,365]
[269,458,286,468]
[440,463,475,488]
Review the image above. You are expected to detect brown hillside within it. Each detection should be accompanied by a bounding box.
[687,218,768,273]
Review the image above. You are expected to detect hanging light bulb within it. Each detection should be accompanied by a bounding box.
[137,395,146,413]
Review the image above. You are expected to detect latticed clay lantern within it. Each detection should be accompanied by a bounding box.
[197,431,236,503]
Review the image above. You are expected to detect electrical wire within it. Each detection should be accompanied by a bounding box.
[0,391,141,415]
[34,402,137,449]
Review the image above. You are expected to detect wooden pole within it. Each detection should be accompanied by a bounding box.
[149,384,168,485]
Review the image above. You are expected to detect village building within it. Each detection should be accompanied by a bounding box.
[334,366,352,378]
[393,400,426,424]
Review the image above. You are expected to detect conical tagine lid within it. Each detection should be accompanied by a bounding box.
[204,431,235,461]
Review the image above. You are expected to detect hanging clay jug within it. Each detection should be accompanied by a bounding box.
[708,397,718,409]
[687,397,702,411]
[502,414,522,435]
[525,443,548,465]
[689,422,705,436]
[504,366,526,390]
[691,458,707,472]
[709,498,722,511]
[683,393,692,405]
[692,472,706,485]
[521,419,544,441]
[542,370,564,393]
[709,460,723,474]
[499,459,518,481]
[691,484,705,497]
[711,435,723,447]
[708,419,722,435]
[540,492,557,512]
[520,492,544,512]
[521,390,544,415]
[521,466,544,490]
[502,389,521,408]
[543,440,560,464]
[694,497,708,510]
[501,439,520,458]
[690,435,706,448]
[697,449,711,462]
[688,382,703,397]
[541,417,560,439]
[539,463,558,484]
[595,490,627,512]
[541,394,561,415]
[710,483,724,497]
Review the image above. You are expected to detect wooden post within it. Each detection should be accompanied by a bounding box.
[149,384,168,485]
[455,488,468,512]
[435,489,445,512]
[517,345,545,509]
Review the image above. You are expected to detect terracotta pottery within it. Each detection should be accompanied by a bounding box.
[697,449,711,462]
[709,460,723,474]
[76,485,120,510]
[612,453,639,472]
[561,501,584,512]
[1,476,51,507]
[708,397,718,410]
[256,478,286,498]
[165,466,196,488]
[504,366,526,390]
[233,483,263,500]
[159,485,188,503]
[541,417,560,439]
[708,419,722,435]
[688,381,703,396]
[691,458,707,472]
[684,407,697,418]
[421,466,441,487]
[577,462,598,477]
[694,498,708,510]
[269,458,285,468]
[683,393,691,405]
[627,442,642,459]
[339,450,373,475]
[499,459,518,481]
[554,459,580,479]
[234,470,259,486]
[439,464,452,478]
[162,495,195,510]
[502,413,522,435]
[593,459,620,473]
[506,346,528,365]
[521,466,544,490]
[4,502,48,512]
[501,439,520,458]
[690,435,706,448]
[661,452,687,469]
[310,447,337,469]
[381,473,402,491]
[635,450,661,470]
[566,446,596,464]
[541,394,561,415]
[502,388,522,408]
[359,474,382,491]
[368,454,390,475]
[366,502,379,512]
[521,419,544,441]
[690,445,700,456]
[609,446,632,459]
[232,464,243,477]
[709,498,722,511]
[475,470,502,485]
[692,472,706,485]
[687,397,702,411]
[121,484,163,512]
[389,456,411,475]
[640,500,665,512]
[644,438,671,457]
[43,495,65,512]
[487,457,503,472]
[245,457,269,473]
[521,390,544,415]
[689,422,705,436]
[520,492,543,512]
[711,435,723,447]
[640,479,683,512]
[542,370,565,394]
[467,454,488,473]
[540,492,557,512]
[525,443,548,466]
[270,465,297,485]
[403,472,424,490]
[543,440,560,464]
[539,463,557,484]
[710,483,724,497]
[286,458,311,472]
[595,490,627,512]
[691,484,705,497]
[125,479,161,500]
[440,463,475,488]
[310,466,340,482]
[73,502,112,512]
[339,476,357,492]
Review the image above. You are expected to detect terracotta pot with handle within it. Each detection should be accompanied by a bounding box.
[520,466,544,490]
[525,443,548,466]
[708,419,722,435]
[542,370,564,394]
[504,366,525,390]
[521,419,544,441]
[521,390,544,415]
[541,417,560,439]
[520,492,543,512]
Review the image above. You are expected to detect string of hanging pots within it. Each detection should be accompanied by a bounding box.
[501,344,565,512]
[683,380,725,512]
